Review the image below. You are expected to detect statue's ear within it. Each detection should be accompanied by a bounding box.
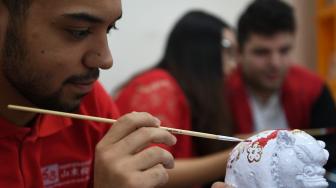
[277,131,295,147]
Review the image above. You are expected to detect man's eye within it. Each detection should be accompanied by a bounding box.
[66,29,91,39]
[280,47,291,55]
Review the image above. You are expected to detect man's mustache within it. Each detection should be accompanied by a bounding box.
[65,68,100,84]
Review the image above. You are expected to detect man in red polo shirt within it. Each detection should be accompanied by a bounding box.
[226,0,336,178]
[0,0,177,187]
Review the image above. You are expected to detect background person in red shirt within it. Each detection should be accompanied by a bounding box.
[0,0,177,187]
[116,10,236,188]
[226,0,336,182]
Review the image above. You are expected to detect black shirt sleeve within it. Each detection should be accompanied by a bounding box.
[311,84,336,128]
[310,84,336,171]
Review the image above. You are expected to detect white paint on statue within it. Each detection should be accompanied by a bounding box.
[225,130,329,188]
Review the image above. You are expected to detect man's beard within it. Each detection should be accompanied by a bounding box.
[1,20,99,112]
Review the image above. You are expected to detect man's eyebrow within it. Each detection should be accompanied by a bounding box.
[61,12,122,24]
[62,13,104,23]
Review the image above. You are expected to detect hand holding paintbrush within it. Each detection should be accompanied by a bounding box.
[8,104,245,187]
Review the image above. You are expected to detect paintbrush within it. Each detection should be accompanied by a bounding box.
[8,104,245,142]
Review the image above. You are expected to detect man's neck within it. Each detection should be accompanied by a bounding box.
[0,74,37,127]
[249,88,277,105]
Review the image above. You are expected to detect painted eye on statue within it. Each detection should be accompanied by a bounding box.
[66,28,92,40]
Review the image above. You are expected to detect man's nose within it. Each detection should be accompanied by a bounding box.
[83,36,113,70]
[269,52,282,68]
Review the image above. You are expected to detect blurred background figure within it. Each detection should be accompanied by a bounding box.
[225,0,336,185]
[115,10,235,187]
[103,1,248,94]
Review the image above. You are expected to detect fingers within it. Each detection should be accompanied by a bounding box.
[94,164,170,188]
[94,111,176,188]
[211,182,233,188]
[103,112,161,144]
[116,127,176,154]
[141,164,169,187]
[120,164,169,188]
[132,146,174,170]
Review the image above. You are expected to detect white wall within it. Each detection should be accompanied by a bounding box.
[100,0,253,94]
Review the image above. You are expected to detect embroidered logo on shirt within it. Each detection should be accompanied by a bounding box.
[41,160,91,188]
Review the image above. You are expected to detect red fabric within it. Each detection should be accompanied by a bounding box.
[115,68,193,159]
[227,65,324,133]
[0,82,119,188]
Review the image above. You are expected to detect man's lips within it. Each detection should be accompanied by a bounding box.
[267,74,278,80]
[67,80,96,93]
[71,80,96,85]
[265,73,280,81]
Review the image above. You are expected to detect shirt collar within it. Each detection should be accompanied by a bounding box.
[36,114,73,137]
[0,114,73,139]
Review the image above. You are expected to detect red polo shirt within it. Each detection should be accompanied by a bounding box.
[0,82,119,188]
[226,65,323,133]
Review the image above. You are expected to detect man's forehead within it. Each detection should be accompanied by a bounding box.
[30,0,122,22]
[246,32,294,47]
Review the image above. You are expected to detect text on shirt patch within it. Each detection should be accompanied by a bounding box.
[41,160,91,188]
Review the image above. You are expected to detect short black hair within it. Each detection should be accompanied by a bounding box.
[237,0,296,49]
